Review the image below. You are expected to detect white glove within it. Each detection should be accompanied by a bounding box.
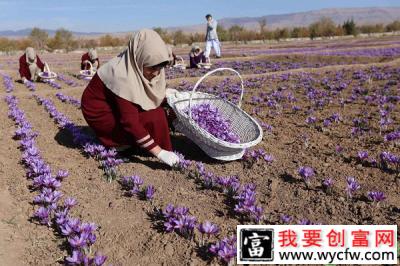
[166,88,179,97]
[22,77,28,84]
[157,150,180,167]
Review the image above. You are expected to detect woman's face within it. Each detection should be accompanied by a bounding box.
[143,65,163,81]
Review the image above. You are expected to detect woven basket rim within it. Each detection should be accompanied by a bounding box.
[172,92,263,148]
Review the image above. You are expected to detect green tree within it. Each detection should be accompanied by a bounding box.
[386,20,400,32]
[228,25,244,42]
[342,19,358,36]
[216,25,229,41]
[273,28,290,40]
[48,28,77,52]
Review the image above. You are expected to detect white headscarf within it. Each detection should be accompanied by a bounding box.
[26,47,37,64]
[26,47,39,80]
[190,45,202,57]
[97,29,171,111]
[88,48,98,61]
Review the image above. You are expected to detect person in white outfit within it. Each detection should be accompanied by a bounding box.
[204,14,221,59]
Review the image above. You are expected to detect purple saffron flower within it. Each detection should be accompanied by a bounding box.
[56,169,69,180]
[34,207,50,226]
[346,176,360,199]
[322,178,334,191]
[210,235,237,264]
[357,151,369,161]
[305,116,317,125]
[68,234,87,249]
[298,166,315,186]
[280,214,293,224]
[64,197,77,209]
[65,250,83,264]
[93,253,107,266]
[335,145,344,154]
[367,191,386,203]
[145,185,155,200]
[197,221,220,236]
[298,218,313,225]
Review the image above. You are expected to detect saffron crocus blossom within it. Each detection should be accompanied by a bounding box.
[280,214,293,224]
[93,253,108,266]
[384,130,400,142]
[367,191,386,204]
[145,185,155,201]
[197,221,220,236]
[209,235,236,264]
[298,166,315,187]
[335,145,344,154]
[1,73,14,93]
[55,92,81,108]
[346,176,360,199]
[173,152,191,172]
[162,204,197,239]
[56,170,69,180]
[357,151,369,161]
[57,74,80,87]
[64,197,78,209]
[322,178,334,193]
[120,175,144,196]
[34,206,51,226]
[203,172,216,188]
[24,80,36,91]
[242,148,274,168]
[217,175,240,196]
[190,162,205,180]
[5,95,107,262]
[35,95,121,181]
[184,103,240,143]
[197,221,220,246]
[234,183,264,223]
[305,116,317,125]
[65,250,83,264]
[43,79,62,89]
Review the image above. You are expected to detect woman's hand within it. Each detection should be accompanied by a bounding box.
[156,149,180,167]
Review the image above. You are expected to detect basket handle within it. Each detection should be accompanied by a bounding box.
[44,62,51,73]
[87,60,93,71]
[176,56,184,65]
[188,67,244,120]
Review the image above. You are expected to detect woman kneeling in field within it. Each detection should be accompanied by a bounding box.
[189,45,207,68]
[81,29,180,167]
[81,48,100,70]
[19,47,45,83]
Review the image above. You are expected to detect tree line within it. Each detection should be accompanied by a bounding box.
[0,18,400,52]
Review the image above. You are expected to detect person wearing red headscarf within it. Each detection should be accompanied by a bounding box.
[81,48,100,70]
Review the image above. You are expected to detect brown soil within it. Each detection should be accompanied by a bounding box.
[0,37,399,265]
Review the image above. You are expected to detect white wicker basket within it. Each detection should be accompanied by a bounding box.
[167,67,263,161]
[198,57,212,69]
[173,56,186,70]
[79,61,96,78]
[38,63,57,80]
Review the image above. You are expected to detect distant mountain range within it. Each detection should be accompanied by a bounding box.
[1,7,399,37]
[168,7,400,33]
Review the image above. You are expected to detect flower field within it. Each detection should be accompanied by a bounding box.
[0,35,399,265]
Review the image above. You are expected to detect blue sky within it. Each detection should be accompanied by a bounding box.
[0,0,399,32]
